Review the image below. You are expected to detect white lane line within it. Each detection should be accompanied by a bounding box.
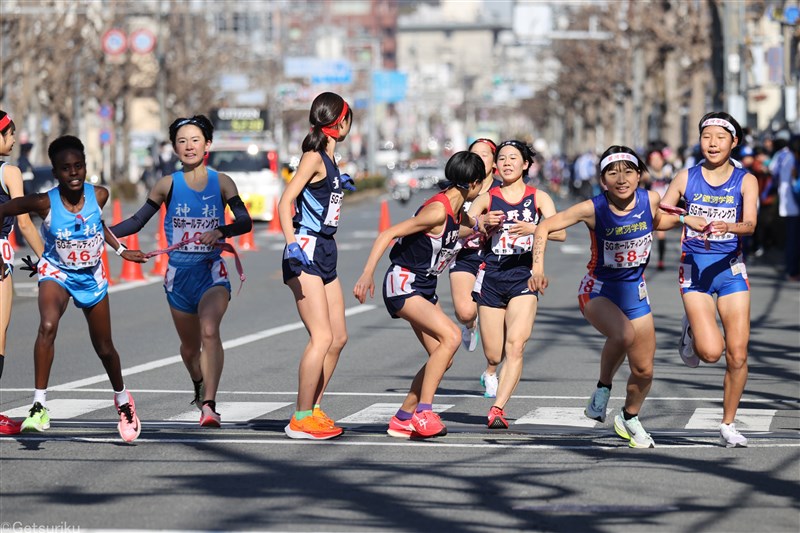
[4,399,114,419]
[515,407,600,428]
[49,304,377,391]
[338,403,454,424]
[3,435,799,450]
[168,401,291,422]
[685,408,778,431]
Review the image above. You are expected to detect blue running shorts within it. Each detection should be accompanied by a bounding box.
[165,258,231,314]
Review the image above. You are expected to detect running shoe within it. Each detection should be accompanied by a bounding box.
[614,413,655,448]
[387,415,416,439]
[21,402,50,432]
[200,404,221,428]
[0,414,22,435]
[719,422,748,448]
[480,371,498,398]
[115,392,141,443]
[678,315,700,368]
[313,407,336,429]
[285,415,343,440]
[410,410,447,438]
[487,406,509,429]
[585,386,611,422]
[190,380,206,411]
[461,321,479,352]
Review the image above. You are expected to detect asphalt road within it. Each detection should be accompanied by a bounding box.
[1,189,798,532]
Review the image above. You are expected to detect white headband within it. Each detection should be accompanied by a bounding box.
[701,118,737,137]
[600,152,639,172]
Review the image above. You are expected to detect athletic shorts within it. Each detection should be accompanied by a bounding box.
[679,252,749,297]
[37,257,108,309]
[1,263,12,278]
[282,232,338,285]
[382,264,439,319]
[577,273,651,321]
[472,264,537,309]
[165,258,231,314]
[449,248,483,276]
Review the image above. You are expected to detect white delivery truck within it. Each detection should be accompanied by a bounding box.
[205,108,283,222]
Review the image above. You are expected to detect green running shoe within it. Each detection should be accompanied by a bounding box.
[21,402,50,432]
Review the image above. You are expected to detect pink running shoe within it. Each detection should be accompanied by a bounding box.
[487,406,509,429]
[115,392,141,443]
[0,414,22,435]
[410,410,447,438]
[200,404,221,428]
[387,416,416,439]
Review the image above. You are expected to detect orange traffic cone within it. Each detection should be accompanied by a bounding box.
[112,199,123,225]
[268,198,282,235]
[150,206,168,276]
[119,233,146,282]
[378,199,391,233]
[239,220,258,251]
[101,244,115,286]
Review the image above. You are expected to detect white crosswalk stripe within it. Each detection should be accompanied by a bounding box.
[515,407,600,427]
[337,402,454,424]
[168,402,292,422]
[684,407,777,431]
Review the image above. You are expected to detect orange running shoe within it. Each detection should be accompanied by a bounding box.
[312,407,337,429]
[284,414,343,440]
[200,404,221,428]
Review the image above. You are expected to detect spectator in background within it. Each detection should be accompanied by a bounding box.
[774,135,800,281]
[751,145,777,257]
[17,142,33,175]
[572,150,596,200]
[156,141,178,178]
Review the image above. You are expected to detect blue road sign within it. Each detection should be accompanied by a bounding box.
[373,71,408,103]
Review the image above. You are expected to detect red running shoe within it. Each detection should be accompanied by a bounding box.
[0,414,22,435]
[387,415,416,439]
[200,404,221,428]
[487,406,509,429]
[410,410,447,438]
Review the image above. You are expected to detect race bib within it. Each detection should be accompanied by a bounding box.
[730,256,748,279]
[428,247,458,276]
[0,238,14,264]
[294,234,317,260]
[385,265,416,297]
[491,224,533,255]
[324,192,344,227]
[578,273,603,295]
[602,234,652,268]
[687,204,736,241]
[55,232,104,268]
[172,216,219,253]
[678,262,692,289]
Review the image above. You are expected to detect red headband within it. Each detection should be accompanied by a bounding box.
[320,101,349,139]
[0,115,11,132]
[475,138,497,153]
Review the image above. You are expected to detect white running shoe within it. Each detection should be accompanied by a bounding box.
[614,413,655,448]
[585,386,611,423]
[719,423,748,448]
[480,371,498,398]
[461,322,479,352]
[679,315,700,368]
